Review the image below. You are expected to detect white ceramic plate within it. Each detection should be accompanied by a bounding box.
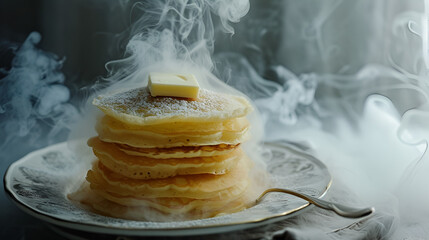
[4,140,331,237]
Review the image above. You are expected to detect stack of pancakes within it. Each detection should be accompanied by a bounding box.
[80,87,256,221]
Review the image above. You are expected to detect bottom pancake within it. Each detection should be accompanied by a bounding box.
[92,187,250,214]
[70,182,255,221]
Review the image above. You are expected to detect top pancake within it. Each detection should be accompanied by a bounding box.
[93,87,253,126]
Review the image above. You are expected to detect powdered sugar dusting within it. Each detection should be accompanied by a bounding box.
[93,87,252,125]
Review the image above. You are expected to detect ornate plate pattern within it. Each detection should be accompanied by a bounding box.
[4,140,331,236]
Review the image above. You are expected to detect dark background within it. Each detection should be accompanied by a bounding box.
[1,0,128,91]
[0,0,283,95]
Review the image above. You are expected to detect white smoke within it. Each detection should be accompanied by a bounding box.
[99,0,250,90]
[214,0,429,239]
[0,32,79,162]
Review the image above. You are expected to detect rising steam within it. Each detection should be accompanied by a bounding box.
[100,0,250,91]
[0,32,79,159]
[216,0,429,239]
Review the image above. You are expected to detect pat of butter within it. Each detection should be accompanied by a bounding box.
[148,73,200,99]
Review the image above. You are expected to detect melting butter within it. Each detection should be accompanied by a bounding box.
[148,72,199,99]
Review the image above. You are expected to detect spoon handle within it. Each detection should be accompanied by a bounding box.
[256,188,374,218]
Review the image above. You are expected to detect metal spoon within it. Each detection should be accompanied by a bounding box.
[256,188,375,218]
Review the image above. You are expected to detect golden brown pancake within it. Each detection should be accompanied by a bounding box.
[99,115,249,134]
[93,88,253,126]
[117,143,240,159]
[88,137,242,179]
[95,115,250,148]
[78,186,253,221]
[86,156,251,200]
[91,189,251,214]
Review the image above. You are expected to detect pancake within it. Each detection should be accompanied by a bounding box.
[86,155,251,199]
[96,115,250,147]
[99,115,249,134]
[91,189,250,214]
[117,143,240,159]
[96,121,249,148]
[93,87,253,126]
[88,137,242,179]
[82,188,253,221]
